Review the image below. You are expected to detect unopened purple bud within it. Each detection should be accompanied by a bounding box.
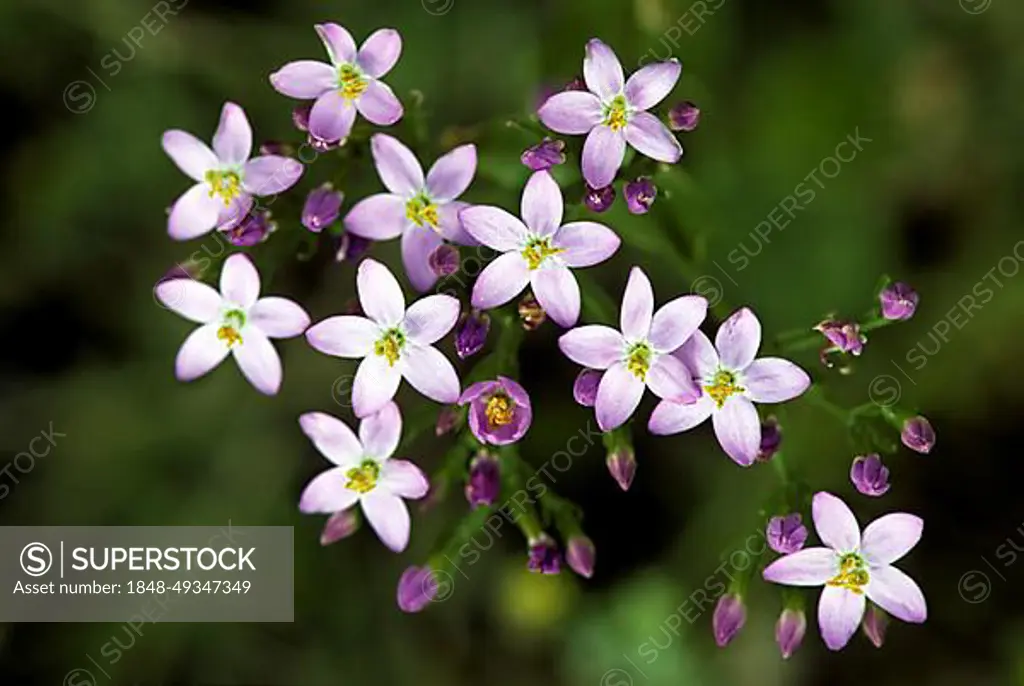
[292,104,311,132]
[851,454,891,496]
[573,369,602,407]
[465,452,500,508]
[259,141,293,157]
[713,594,746,647]
[225,211,273,246]
[584,184,615,213]
[428,244,460,277]
[521,138,566,171]
[668,101,701,132]
[319,509,359,546]
[435,406,459,437]
[775,608,806,659]
[757,417,783,461]
[160,259,203,284]
[901,416,935,455]
[397,566,438,613]
[564,76,586,92]
[527,535,561,574]
[766,513,808,555]
[334,233,373,263]
[624,177,657,215]
[566,535,596,579]
[455,310,490,359]
[606,446,636,492]
[880,281,919,321]
[307,134,338,153]
[302,183,344,233]
[862,604,888,648]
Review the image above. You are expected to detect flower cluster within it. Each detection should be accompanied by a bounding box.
[154,25,933,656]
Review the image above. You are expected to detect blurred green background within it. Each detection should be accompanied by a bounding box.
[2,0,1023,683]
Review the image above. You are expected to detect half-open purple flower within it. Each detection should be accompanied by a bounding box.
[649,308,811,466]
[767,513,808,555]
[851,454,890,496]
[559,267,707,431]
[161,102,303,240]
[461,171,620,327]
[458,376,532,445]
[302,183,344,233]
[763,492,927,651]
[538,39,683,188]
[345,134,478,292]
[880,282,918,321]
[269,24,403,143]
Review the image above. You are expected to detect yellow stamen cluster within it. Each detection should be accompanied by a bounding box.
[521,237,564,271]
[217,326,243,348]
[826,554,869,594]
[205,170,243,206]
[338,64,369,100]
[604,95,630,131]
[374,329,404,367]
[345,460,380,494]
[704,369,745,408]
[485,393,516,428]
[405,195,440,230]
[626,343,652,381]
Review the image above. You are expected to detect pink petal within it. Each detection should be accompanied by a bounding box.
[865,566,927,624]
[212,102,252,166]
[582,125,626,189]
[646,354,699,402]
[437,201,478,245]
[812,492,861,553]
[860,514,923,566]
[269,60,335,99]
[531,266,580,328]
[162,130,216,182]
[249,297,310,338]
[595,362,646,432]
[316,23,356,64]
[242,156,304,196]
[359,401,402,459]
[220,254,261,308]
[167,184,220,240]
[763,547,840,586]
[305,315,378,358]
[309,91,357,143]
[352,355,403,418]
[647,396,713,435]
[425,144,476,202]
[357,28,402,78]
[712,395,760,466]
[624,59,681,111]
[649,295,708,353]
[401,227,443,293]
[459,205,528,251]
[371,134,424,196]
[299,468,359,514]
[381,460,429,499]
[620,267,654,341]
[537,91,602,135]
[175,323,229,382]
[471,252,530,310]
[558,325,625,370]
[344,193,409,240]
[716,307,761,371]
[155,279,222,323]
[403,294,460,345]
[743,358,811,403]
[624,112,682,163]
[818,586,866,651]
[361,491,411,552]
[553,222,620,268]
[521,170,563,236]
[583,38,624,100]
[400,344,460,404]
[232,328,282,395]
[216,193,252,230]
[357,258,406,327]
[357,81,403,126]
[674,330,719,379]
[298,411,363,466]
[458,380,499,404]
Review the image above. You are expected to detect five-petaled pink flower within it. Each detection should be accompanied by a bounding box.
[763,492,927,651]
[161,102,303,240]
[538,39,683,189]
[270,23,403,144]
[155,253,310,395]
[460,170,621,327]
[345,134,478,292]
[305,258,461,417]
[649,308,811,466]
[559,267,707,431]
[299,402,428,552]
